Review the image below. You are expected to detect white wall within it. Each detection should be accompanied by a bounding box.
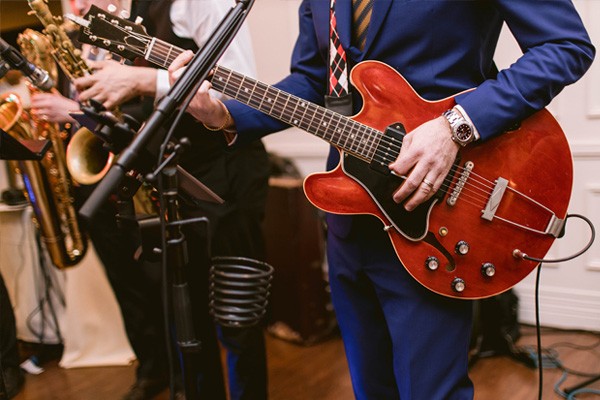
[247,0,600,330]
[246,0,329,177]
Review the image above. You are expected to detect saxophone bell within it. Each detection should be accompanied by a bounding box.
[66,126,115,185]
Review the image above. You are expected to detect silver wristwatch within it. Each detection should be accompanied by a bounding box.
[442,108,475,147]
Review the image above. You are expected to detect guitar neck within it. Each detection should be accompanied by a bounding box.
[147,38,382,161]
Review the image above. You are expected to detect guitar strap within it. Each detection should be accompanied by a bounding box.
[325,0,353,117]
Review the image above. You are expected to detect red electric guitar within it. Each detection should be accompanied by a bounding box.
[70,6,573,299]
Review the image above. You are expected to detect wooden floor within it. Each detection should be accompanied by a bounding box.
[8,325,600,400]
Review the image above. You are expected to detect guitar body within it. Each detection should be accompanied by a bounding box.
[303,61,573,299]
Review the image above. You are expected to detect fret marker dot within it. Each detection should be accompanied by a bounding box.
[293,119,299,124]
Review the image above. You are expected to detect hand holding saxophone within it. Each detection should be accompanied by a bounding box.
[30,92,79,123]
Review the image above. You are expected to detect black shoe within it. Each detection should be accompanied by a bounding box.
[2,366,25,399]
[121,377,168,400]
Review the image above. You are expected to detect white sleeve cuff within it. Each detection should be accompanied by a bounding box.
[156,69,171,99]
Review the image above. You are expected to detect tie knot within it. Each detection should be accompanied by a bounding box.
[353,0,373,50]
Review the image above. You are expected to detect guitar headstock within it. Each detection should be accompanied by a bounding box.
[73,4,151,61]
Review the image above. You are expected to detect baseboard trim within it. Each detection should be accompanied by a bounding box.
[514,284,600,331]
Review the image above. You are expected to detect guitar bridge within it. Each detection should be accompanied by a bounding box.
[447,161,474,206]
[481,177,508,221]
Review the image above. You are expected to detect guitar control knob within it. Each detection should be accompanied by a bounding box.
[455,241,470,255]
[481,262,496,277]
[451,278,466,293]
[425,256,439,271]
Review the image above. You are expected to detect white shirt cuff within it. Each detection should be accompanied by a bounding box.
[156,69,170,99]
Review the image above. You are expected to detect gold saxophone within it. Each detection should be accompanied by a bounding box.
[27,0,157,216]
[0,28,87,269]
[27,0,115,185]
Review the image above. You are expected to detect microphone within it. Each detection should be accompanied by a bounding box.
[0,37,54,91]
[0,55,9,79]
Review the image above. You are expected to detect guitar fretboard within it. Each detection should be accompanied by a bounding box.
[147,37,392,164]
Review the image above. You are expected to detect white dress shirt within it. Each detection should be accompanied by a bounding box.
[155,0,257,100]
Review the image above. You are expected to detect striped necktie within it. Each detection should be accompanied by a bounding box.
[353,0,373,51]
[328,0,349,97]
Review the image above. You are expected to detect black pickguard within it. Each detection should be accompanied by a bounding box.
[343,154,436,240]
[341,123,450,241]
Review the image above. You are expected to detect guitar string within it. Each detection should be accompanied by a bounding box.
[149,41,397,161]
[150,42,503,211]
[216,76,500,211]
[151,42,408,170]
[146,39,557,226]
[150,41,506,208]
[94,24,559,234]
[215,69,498,204]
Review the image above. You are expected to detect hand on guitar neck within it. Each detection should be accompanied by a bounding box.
[168,50,234,132]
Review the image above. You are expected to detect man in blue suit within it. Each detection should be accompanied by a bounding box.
[170,1,594,398]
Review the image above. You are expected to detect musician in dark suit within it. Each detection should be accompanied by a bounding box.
[168,1,594,398]
[34,0,270,399]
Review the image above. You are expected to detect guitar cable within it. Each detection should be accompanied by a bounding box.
[518,213,595,264]
[529,213,596,400]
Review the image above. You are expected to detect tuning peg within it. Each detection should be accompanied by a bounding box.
[134,16,144,25]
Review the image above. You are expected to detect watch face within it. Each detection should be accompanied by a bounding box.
[455,123,473,142]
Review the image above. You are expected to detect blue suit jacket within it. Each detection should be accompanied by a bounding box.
[226,0,594,236]
[228,0,593,142]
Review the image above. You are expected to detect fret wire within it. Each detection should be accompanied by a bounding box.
[212,66,390,161]
[364,129,376,159]
[313,108,328,141]
[264,87,280,115]
[254,81,269,111]
[336,116,348,149]
[246,80,260,110]
[301,102,318,137]
[276,93,292,121]
[356,125,367,156]
[328,113,343,146]
[351,122,366,155]
[234,75,247,102]
[368,129,383,159]
[286,96,301,127]
[295,99,310,132]
[322,110,337,143]
[279,93,293,123]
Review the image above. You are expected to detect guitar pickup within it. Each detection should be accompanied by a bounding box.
[369,122,405,175]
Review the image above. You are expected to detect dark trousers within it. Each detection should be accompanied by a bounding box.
[0,273,20,369]
[327,215,474,400]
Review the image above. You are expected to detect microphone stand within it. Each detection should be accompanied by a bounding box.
[78,2,255,398]
[150,142,210,400]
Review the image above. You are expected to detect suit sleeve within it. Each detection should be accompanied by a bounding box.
[455,0,594,140]
[225,0,328,146]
